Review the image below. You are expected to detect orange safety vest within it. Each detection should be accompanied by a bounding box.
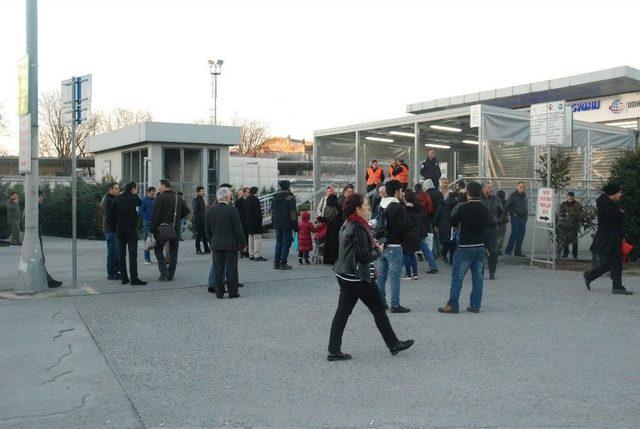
[366,167,383,186]
[391,165,409,184]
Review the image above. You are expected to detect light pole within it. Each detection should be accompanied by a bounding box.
[16,0,47,294]
[208,59,223,125]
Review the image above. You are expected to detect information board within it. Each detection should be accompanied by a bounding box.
[530,101,572,147]
[536,187,555,225]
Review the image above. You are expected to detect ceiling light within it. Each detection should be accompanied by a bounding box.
[430,125,462,133]
[365,136,394,143]
[462,140,479,145]
[424,143,451,149]
[389,131,415,137]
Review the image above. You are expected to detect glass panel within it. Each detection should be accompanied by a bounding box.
[208,149,218,200]
[131,150,140,183]
[122,152,131,183]
[182,149,202,203]
[163,148,181,183]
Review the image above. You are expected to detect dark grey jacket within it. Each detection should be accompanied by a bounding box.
[481,193,503,230]
[506,190,528,218]
[100,193,116,233]
[333,220,381,282]
[420,158,441,185]
[204,201,247,251]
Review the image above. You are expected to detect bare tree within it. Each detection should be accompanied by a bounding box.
[230,117,270,157]
[94,108,152,134]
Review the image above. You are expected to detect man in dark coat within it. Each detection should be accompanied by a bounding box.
[583,184,632,295]
[101,182,120,280]
[480,182,503,280]
[235,187,250,257]
[505,182,528,257]
[559,191,582,259]
[244,186,266,261]
[150,179,191,281]
[108,182,147,286]
[192,186,210,255]
[205,186,247,299]
[420,149,441,185]
[271,180,298,270]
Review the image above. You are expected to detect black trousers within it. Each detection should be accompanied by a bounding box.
[328,277,399,353]
[195,224,210,252]
[155,238,179,279]
[484,228,499,275]
[213,250,239,298]
[117,230,138,280]
[586,253,623,289]
[563,241,578,257]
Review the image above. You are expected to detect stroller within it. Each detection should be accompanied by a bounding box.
[311,221,327,264]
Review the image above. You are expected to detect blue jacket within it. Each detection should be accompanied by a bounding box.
[138,196,155,223]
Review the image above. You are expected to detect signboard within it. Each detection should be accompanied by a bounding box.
[530,101,572,147]
[570,91,640,123]
[536,187,555,224]
[61,74,92,124]
[18,114,31,173]
[17,56,29,116]
[469,104,481,128]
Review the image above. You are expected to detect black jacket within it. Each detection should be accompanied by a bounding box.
[379,198,407,246]
[451,199,489,246]
[192,196,206,227]
[402,204,424,254]
[108,191,140,234]
[244,194,263,234]
[150,190,190,234]
[420,158,441,185]
[204,201,247,251]
[271,190,298,231]
[101,193,116,233]
[235,198,247,226]
[333,220,381,282]
[591,194,624,257]
[506,190,528,217]
[427,188,444,222]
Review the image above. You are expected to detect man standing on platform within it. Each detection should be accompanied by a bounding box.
[420,149,441,186]
[480,182,502,280]
[366,160,385,195]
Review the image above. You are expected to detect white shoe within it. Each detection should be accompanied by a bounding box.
[143,260,152,265]
[413,275,419,280]
[402,275,413,280]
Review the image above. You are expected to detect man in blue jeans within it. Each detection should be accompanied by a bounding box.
[505,182,528,257]
[100,182,120,280]
[376,180,410,313]
[138,186,156,264]
[439,181,489,314]
[271,180,298,270]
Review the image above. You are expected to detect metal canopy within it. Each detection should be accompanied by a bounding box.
[406,66,640,114]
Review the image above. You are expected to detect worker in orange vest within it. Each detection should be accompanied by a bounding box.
[366,160,385,194]
[389,158,410,189]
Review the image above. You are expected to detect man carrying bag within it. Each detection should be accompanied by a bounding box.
[150,179,190,281]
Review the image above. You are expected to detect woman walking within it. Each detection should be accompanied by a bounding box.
[402,189,423,280]
[319,194,342,265]
[328,193,414,361]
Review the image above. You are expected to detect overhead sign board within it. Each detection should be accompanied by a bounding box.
[18,114,31,173]
[17,56,29,116]
[570,91,640,123]
[530,101,572,147]
[536,187,555,225]
[62,74,92,125]
[469,104,481,128]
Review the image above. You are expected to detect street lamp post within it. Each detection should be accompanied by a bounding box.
[208,59,223,125]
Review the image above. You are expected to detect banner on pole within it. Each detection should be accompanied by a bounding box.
[17,56,29,116]
[19,114,31,173]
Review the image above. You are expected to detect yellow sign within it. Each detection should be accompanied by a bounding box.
[18,56,29,116]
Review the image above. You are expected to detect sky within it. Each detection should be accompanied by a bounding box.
[1,0,639,153]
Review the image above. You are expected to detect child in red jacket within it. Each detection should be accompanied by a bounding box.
[297,211,316,264]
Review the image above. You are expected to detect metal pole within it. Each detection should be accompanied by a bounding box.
[16,0,47,294]
[546,143,551,188]
[214,74,218,126]
[71,77,78,288]
[414,123,420,185]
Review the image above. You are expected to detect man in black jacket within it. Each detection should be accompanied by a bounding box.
[376,180,410,313]
[583,184,632,295]
[108,182,147,286]
[244,186,266,261]
[505,182,528,257]
[439,181,489,313]
[271,180,298,270]
[205,186,247,298]
[420,149,441,185]
[150,179,191,281]
[192,186,209,255]
[480,182,503,280]
[235,187,249,258]
[101,182,120,280]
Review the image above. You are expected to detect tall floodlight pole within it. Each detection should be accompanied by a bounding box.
[208,59,223,125]
[16,0,47,294]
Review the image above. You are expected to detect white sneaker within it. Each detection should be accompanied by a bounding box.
[413,275,419,280]
[143,260,152,265]
[402,275,413,280]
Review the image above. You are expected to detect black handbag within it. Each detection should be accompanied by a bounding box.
[156,194,179,242]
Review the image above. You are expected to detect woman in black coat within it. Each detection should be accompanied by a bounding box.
[402,189,423,279]
[583,184,632,294]
[328,192,414,361]
[319,194,342,265]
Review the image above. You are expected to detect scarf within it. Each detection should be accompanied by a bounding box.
[348,213,376,246]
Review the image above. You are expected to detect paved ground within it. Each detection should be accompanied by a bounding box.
[1,237,639,429]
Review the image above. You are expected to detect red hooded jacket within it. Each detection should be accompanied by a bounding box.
[297,211,316,252]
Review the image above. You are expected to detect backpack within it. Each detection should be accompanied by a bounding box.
[372,205,387,243]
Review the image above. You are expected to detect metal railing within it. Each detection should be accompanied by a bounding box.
[258,184,337,226]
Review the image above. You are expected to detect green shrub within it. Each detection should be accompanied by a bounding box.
[609,147,640,245]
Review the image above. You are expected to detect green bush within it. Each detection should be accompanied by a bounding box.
[609,147,640,245]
